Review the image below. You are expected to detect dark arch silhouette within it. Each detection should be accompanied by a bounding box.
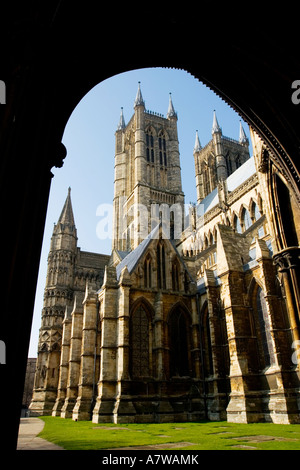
[1,4,300,449]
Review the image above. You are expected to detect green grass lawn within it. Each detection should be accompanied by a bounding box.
[38,416,300,451]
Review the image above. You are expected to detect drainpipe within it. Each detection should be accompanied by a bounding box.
[196,293,208,420]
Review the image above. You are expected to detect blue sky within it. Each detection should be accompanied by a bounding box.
[28,67,251,357]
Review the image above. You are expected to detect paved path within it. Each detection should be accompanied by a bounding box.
[17,417,64,450]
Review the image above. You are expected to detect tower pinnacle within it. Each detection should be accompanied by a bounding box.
[117,107,126,130]
[134,81,145,108]
[193,130,202,154]
[212,110,222,134]
[57,187,75,228]
[167,93,177,119]
[239,121,249,145]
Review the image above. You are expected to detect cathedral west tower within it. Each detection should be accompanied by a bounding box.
[113,83,185,252]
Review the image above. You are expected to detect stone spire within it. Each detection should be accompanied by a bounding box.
[167,93,177,119]
[239,121,249,145]
[212,110,222,134]
[117,107,126,130]
[56,187,75,229]
[134,81,145,108]
[193,130,202,154]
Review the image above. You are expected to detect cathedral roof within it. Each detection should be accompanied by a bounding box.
[197,156,256,216]
[116,224,160,280]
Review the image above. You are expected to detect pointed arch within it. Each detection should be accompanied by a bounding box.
[167,302,192,378]
[248,279,275,370]
[130,297,154,379]
[233,213,242,233]
[241,206,252,230]
[143,253,152,288]
[200,301,214,377]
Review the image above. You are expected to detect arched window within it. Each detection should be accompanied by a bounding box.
[168,307,190,377]
[130,305,150,378]
[158,131,167,166]
[225,152,232,175]
[146,129,154,163]
[235,155,241,169]
[200,303,213,377]
[253,202,261,221]
[242,208,252,230]
[256,287,275,368]
[234,215,242,233]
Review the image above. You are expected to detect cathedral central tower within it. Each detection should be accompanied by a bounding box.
[112,83,185,252]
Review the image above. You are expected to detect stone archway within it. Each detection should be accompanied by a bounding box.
[2,4,300,449]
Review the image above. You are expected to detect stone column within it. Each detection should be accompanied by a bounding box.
[92,266,119,423]
[256,239,300,423]
[72,282,98,421]
[113,267,136,422]
[216,224,261,423]
[202,269,229,420]
[273,247,300,364]
[60,295,83,418]
[52,306,72,416]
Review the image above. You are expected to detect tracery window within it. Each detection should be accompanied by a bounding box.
[130,305,150,378]
[235,155,241,169]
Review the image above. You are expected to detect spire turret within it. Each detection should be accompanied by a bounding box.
[239,121,249,145]
[117,107,126,130]
[134,81,145,108]
[51,187,77,251]
[56,187,75,229]
[167,93,177,119]
[212,110,222,134]
[193,130,202,154]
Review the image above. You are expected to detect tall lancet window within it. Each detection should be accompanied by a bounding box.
[144,255,152,288]
[146,128,154,163]
[168,307,190,377]
[130,305,150,378]
[158,131,167,167]
[256,287,275,368]
[157,241,166,289]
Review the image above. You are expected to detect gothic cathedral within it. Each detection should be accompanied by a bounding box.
[30,83,300,424]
